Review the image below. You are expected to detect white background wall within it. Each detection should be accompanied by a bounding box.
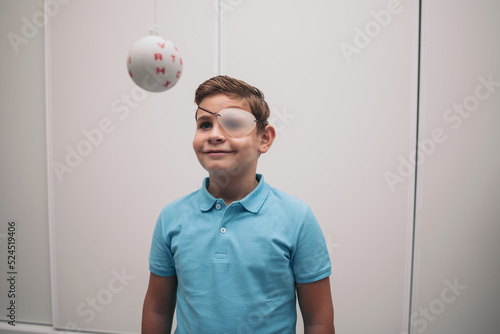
[0,0,52,326]
[0,1,498,334]
[412,1,500,333]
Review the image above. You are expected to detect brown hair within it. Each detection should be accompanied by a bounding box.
[194,75,270,133]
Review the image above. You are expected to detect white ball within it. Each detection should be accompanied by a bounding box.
[127,34,183,92]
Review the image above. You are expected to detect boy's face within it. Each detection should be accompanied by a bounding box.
[193,94,270,177]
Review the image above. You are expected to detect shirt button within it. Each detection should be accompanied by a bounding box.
[215,204,221,210]
[220,227,227,234]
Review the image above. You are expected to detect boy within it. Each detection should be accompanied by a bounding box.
[142,76,335,334]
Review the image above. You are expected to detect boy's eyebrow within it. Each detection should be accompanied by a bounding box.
[198,106,216,115]
[196,113,214,121]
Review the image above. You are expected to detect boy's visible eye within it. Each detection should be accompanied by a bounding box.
[198,121,212,129]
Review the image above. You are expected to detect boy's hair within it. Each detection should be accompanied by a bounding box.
[194,75,270,133]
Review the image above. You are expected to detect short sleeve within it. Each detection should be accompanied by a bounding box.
[291,206,331,284]
[148,211,176,277]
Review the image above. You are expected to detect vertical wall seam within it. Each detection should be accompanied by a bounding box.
[408,0,423,333]
[44,0,58,328]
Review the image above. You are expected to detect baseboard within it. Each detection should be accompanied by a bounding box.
[0,322,115,334]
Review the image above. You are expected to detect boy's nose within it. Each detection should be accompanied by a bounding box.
[207,122,226,143]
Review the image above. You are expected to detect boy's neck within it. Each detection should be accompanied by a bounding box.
[207,171,259,206]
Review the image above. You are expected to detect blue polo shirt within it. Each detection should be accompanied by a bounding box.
[149,174,331,334]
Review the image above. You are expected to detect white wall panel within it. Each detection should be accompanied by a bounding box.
[0,0,52,326]
[224,0,418,333]
[48,0,214,332]
[413,1,500,333]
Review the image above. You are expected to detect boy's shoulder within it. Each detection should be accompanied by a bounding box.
[159,188,199,215]
[268,185,310,208]
[264,183,316,221]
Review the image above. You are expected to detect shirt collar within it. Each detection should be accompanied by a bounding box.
[197,174,270,213]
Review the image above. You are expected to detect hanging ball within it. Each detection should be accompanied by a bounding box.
[127,29,183,92]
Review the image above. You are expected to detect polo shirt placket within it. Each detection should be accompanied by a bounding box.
[213,199,236,261]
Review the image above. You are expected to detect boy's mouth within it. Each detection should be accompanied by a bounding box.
[204,150,234,155]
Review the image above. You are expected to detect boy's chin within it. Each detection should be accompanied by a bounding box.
[204,164,246,177]
[205,167,232,176]
[203,164,230,174]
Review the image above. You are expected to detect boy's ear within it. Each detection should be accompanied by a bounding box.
[258,125,276,154]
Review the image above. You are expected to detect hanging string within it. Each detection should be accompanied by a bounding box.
[151,0,159,35]
[156,0,159,26]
